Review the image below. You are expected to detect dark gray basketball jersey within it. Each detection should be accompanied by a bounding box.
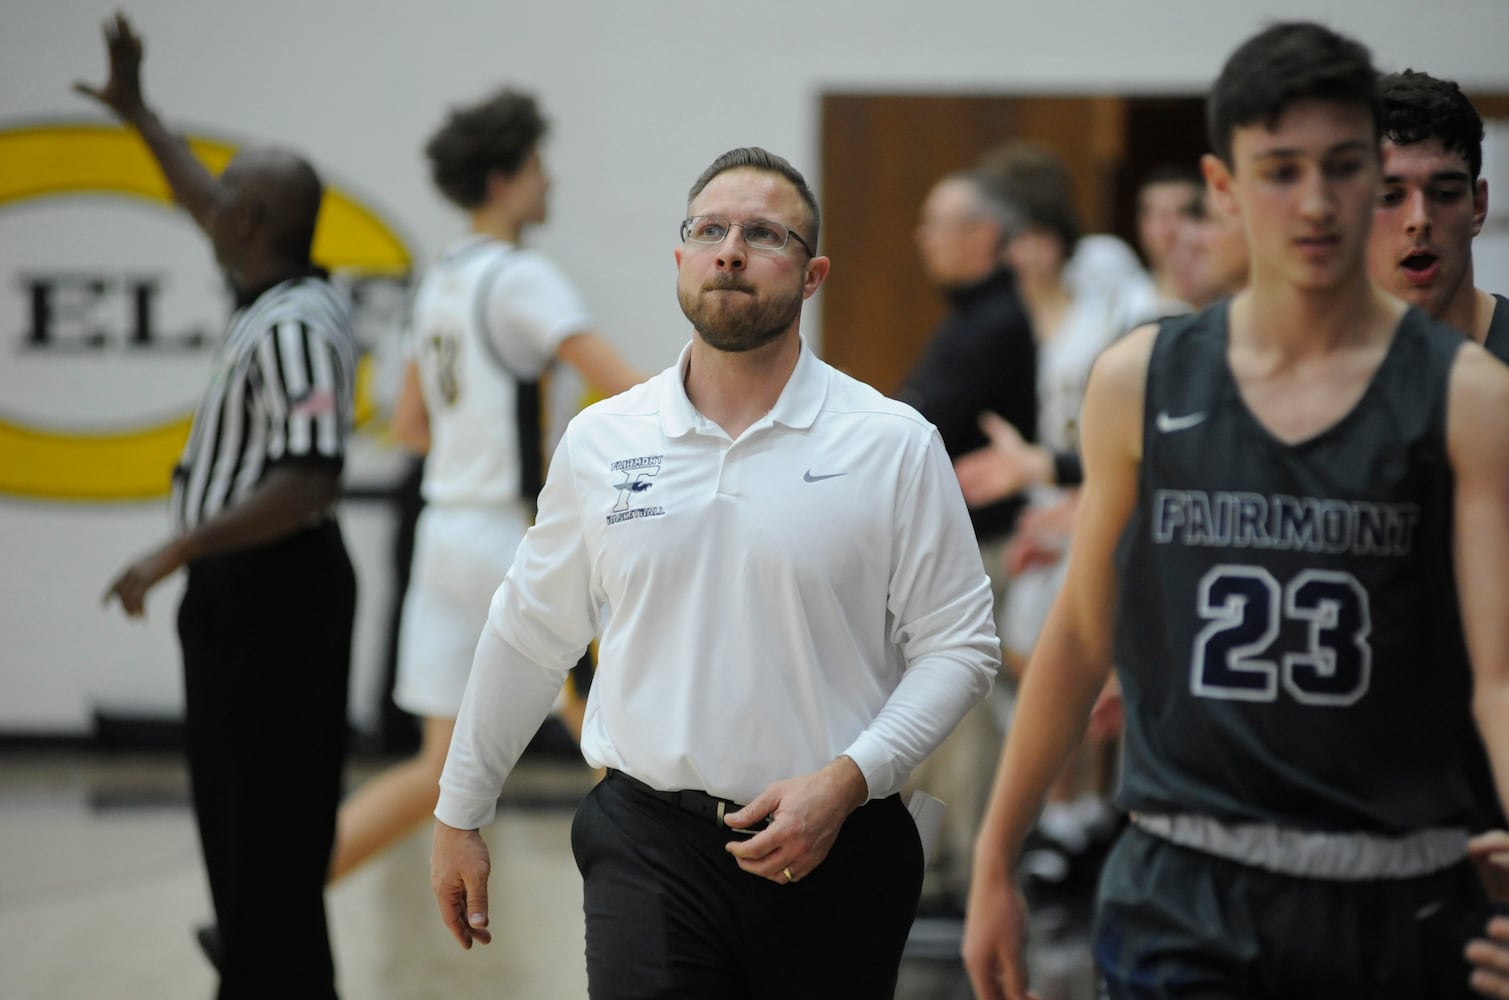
[1113,300,1477,833]
[1485,293,1509,365]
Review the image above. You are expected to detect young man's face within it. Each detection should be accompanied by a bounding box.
[1171,197,1250,308]
[1366,137,1487,320]
[1215,99,1380,295]
[1003,226,1067,289]
[503,149,550,226]
[1137,180,1202,273]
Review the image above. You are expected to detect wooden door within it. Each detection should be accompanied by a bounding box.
[818,93,1208,395]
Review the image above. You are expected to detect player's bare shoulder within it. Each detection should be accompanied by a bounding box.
[1081,322,1159,458]
[1093,322,1160,389]
[1448,337,1509,468]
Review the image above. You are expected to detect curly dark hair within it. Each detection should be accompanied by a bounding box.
[1380,70,1484,179]
[1207,22,1381,167]
[424,89,547,210]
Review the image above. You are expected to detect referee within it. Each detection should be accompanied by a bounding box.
[87,15,356,1000]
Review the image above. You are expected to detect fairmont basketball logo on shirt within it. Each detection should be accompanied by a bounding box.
[608,455,664,524]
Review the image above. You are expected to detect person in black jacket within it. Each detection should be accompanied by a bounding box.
[898,166,1036,916]
[901,167,1037,551]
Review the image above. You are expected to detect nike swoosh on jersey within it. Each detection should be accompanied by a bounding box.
[803,469,847,483]
[1155,411,1207,433]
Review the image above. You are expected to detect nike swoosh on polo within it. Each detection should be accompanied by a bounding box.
[1155,411,1207,433]
[803,469,846,483]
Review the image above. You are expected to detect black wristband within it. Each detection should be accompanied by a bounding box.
[1053,450,1084,488]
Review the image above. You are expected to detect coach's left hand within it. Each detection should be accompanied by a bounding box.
[1470,831,1509,902]
[724,756,868,884]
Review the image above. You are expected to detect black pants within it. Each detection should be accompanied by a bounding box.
[178,522,355,1000]
[572,769,924,999]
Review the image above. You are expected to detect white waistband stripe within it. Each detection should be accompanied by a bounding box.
[1130,812,1467,880]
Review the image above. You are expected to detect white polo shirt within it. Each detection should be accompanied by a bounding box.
[436,339,999,829]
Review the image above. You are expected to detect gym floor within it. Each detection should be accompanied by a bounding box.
[0,744,1097,999]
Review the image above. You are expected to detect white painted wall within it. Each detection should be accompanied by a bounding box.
[4,0,1507,735]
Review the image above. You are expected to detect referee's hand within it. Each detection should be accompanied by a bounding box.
[431,820,493,950]
[73,12,148,122]
[103,540,187,618]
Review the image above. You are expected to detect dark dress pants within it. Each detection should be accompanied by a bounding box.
[178,522,354,1000]
[572,768,924,999]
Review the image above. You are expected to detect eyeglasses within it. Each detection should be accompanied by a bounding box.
[680,215,813,255]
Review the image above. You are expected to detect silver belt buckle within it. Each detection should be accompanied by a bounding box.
[717,799,758,836]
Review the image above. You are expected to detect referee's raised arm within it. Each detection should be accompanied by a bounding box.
[74,12,220,233]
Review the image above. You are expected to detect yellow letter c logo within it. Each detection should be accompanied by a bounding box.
[0,123,412,501]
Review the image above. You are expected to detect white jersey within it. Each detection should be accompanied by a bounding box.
[407,236,593,506]
[1064,233,1189,351]
[1002,286,1134,659]
[1036,289,1127,457]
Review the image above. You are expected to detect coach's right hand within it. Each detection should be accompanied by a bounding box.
[431,820,494,950]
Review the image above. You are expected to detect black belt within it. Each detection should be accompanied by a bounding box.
[607,769,770,834]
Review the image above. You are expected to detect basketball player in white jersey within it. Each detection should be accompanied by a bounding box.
[327,89,642,881]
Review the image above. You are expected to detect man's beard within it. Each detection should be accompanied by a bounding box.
[677,274,803,353]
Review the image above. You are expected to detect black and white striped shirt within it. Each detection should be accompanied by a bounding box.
[171,273,356,534]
